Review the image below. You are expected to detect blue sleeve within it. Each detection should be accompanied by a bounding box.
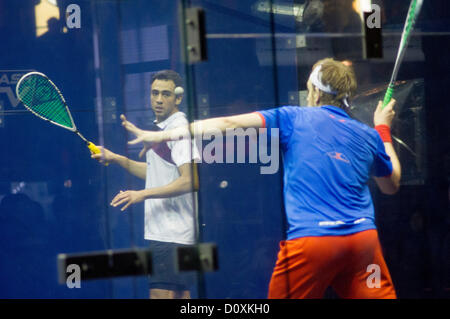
[373,133,393,177]
[256,106,299,145]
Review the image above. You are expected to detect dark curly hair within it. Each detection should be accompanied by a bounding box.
[150,70,183,89]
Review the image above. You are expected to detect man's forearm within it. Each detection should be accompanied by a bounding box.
[162,113,263,141]
[384,142,401,189]
[160,117,233,141]
[140,176,195,199]
[113,154,147,180]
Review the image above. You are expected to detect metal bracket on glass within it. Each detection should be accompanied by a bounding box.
[176,243,218,272]
[197,94,210,118]
[288,91,300,105]
[94,97,117,124]
[299,90,308,106]
[57,248,152,284]
[185,8,207,63]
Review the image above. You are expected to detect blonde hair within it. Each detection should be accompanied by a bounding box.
[311,58,357,108]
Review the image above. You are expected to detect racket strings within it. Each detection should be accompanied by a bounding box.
[17,75,74,129]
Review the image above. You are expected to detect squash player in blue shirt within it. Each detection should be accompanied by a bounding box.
[119,58,401,299]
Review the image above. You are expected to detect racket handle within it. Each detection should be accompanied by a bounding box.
[382,86,394,109]
[87,142,109,166]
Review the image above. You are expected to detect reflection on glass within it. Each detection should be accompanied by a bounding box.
[34,0,60,37]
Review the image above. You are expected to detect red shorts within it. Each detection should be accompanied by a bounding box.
[268,229,396,299]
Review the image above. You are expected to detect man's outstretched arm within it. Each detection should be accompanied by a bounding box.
[121,112,265,147]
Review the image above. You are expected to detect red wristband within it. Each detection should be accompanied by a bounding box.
[375,124,392,143]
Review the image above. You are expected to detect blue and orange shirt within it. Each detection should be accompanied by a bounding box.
[256,105,393,239]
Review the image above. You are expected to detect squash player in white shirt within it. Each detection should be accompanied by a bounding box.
[92,70,200,299]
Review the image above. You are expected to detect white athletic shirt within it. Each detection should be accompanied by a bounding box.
[144,112,200,245]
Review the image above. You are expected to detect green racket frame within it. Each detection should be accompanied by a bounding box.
[16,71,102,157]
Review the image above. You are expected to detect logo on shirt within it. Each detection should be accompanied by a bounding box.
[318,218,367,227]
[327,151,350,164]
[329,114,346,123]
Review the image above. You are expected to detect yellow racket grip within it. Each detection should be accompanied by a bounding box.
[87,142,109,166]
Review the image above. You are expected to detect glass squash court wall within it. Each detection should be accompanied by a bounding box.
[0,0,449,298]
